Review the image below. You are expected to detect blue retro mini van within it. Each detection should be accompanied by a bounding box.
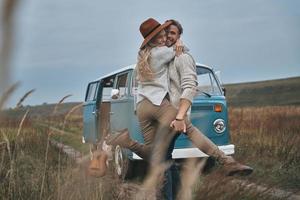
[83,63,234,178]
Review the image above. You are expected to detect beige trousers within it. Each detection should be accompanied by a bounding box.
[131,98,224,163]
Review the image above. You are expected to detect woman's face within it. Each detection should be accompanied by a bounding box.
[151,30,166,47]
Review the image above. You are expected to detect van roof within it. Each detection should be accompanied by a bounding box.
[93,64,136,82]
[93,63,212,82]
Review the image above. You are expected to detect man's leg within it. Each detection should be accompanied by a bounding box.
[185,119,221,157]
[185,119,253,176]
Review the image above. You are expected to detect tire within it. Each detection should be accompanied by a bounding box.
[113,145,133,180]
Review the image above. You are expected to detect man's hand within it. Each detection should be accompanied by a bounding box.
[170,119,186,132]
[175,39,184,56]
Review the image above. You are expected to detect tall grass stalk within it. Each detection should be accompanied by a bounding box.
[40,94,72,199]
[15,89,35,109]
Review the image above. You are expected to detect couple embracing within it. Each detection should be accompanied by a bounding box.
[104,18,253,199]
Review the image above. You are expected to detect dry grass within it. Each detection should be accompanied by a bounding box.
[15,89,35,109]
[229,106,300,191]
[1,102,299,199]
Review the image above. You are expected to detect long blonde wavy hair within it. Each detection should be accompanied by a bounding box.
[137,44,154,81]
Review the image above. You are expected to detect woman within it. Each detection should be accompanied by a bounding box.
[134,18,184,200]
[134,18,184,164]
[90,19,181,180]
[102,18,181,171]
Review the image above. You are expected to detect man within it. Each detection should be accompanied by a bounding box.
[165,19,253,176]
[160,20,253,199]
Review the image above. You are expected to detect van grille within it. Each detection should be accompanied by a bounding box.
[191,105,213,111]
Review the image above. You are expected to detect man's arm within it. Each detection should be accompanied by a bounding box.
[177,53,197,116]
[175,99,192,120]
[171,53,197,132]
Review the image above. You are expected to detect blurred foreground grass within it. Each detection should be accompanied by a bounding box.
[0,105,299,199]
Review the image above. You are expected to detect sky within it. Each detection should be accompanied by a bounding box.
[4,0,300,106]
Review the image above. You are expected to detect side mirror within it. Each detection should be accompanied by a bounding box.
[222,87,226,96]
[111,89,120,99]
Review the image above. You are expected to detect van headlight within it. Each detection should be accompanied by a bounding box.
[213,119,226,134]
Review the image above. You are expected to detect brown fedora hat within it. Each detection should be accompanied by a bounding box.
[139,18,172,49]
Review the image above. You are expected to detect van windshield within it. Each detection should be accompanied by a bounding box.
[196,66,222,96]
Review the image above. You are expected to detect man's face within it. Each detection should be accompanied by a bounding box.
[166,25,180,47]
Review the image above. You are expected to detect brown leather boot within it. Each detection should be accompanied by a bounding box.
[213,149,253,176]
[223,161,253,176]
[88,150,108,177]
[106,129,134,149]
[221,156,253,176]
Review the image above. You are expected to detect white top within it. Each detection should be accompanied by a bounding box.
[137,46,175,106]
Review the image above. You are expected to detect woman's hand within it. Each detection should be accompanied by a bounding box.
[175,39,184,56]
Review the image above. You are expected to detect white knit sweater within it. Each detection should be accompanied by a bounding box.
[137,46,175,106]
[136,46,198,108]
[168,52,198,109]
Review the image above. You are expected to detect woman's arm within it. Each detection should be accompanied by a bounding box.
[151,40,184,67]
[151,46,175,66]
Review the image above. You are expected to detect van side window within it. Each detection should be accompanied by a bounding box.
[86,82,98,101]
[116,73,128,97]
[102,75,115,100]
[131,69,138,96]
[131,69,138,112]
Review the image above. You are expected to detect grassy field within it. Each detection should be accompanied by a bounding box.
[1,76,299,199]
[224,76,300,107]
[1,103,299,199]
[228,106,300,191]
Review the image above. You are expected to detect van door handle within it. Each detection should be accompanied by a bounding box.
[109,112,114,115]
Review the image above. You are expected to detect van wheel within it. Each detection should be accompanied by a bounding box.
[113,145,133,179]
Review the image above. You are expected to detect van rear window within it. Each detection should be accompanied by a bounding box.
[116,73,128,97]
[86,82,99,101]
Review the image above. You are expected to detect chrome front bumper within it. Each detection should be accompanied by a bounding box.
[132,144,235,160]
